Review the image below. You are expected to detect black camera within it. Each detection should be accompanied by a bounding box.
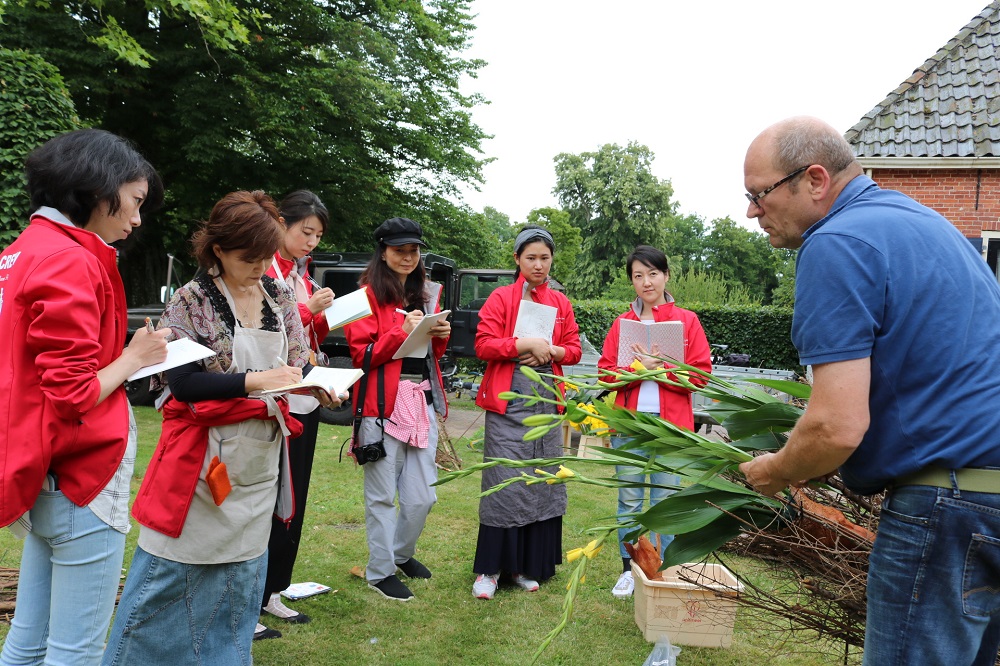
[353,439,387,465]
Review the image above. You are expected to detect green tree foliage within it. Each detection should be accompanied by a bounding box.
[553,142,678,298]
[661,212,707,272]
[770,251,797,309]
[703,217,784,304]
[0,49,80,245]
[2,0,488,303]
[459,206,514,268]
[524,207,581,283]
[1,0,262,68]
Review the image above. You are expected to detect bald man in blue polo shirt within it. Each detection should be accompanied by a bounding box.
[740,116,1000,666]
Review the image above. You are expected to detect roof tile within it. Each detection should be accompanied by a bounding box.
[846,2,1000,157]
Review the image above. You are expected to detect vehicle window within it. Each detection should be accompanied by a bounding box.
[458,273,515,310]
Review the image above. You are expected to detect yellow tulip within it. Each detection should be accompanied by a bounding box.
[566,548,584,563]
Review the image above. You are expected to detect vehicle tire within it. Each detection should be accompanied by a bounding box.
[318,402,354,426]
[125,376,156,407]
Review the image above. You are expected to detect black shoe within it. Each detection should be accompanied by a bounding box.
[398,558,432,579]
[369,574,414,601]
[253,626,282,641]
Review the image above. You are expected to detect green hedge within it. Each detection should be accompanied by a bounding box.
[573,299,801,372]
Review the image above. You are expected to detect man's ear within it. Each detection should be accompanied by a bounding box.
[805,164,833,201]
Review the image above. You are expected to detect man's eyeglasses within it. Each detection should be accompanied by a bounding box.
[745,165,810,209]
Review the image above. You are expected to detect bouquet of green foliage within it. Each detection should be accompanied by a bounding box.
[435,359,818,661]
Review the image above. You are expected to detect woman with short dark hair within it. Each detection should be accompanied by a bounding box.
[597,244,712,599]
[102,191,344,665]
[0,128,169,665]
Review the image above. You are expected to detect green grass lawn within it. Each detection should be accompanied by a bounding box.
[0,407,855,665]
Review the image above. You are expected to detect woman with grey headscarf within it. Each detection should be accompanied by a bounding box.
[470,224,581,600]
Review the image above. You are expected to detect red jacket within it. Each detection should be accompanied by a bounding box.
[597,298,712,430]
[131,396,303,537]
[0,214,129,527]
[344,283,448,419]
[265,253,330,350]
[475,275,581,414]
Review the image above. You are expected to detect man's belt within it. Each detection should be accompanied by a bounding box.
[897,466,1000,494]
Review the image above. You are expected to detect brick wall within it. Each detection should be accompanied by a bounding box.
[870,169,1000,237]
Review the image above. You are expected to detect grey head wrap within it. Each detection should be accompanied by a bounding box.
[514,228,554,254]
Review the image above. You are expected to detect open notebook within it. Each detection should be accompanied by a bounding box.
[616,319,684,366]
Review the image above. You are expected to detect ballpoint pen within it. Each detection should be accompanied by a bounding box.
[306,275,323,291]
[145,317,155,334]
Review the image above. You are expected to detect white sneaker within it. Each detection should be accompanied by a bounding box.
[473,573,499,599]
[513,574,539,592]
[612,571,634,599]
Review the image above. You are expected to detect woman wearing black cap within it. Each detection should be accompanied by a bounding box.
[471,224,581,600]
[344,217,451,601]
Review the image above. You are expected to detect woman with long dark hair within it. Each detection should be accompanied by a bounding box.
[344,217,450,602]
[0,129,168,665]
[471,224,581,600]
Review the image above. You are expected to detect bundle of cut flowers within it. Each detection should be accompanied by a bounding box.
[435,360,879,662]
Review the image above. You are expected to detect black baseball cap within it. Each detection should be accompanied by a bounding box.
[374,217,427,247]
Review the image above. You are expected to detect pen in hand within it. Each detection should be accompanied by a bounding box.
[306,275,323,290]
[145,317,155,334]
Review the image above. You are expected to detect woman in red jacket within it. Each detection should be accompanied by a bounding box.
[472,225,581,600]
[344,217,450,602]
[0,129,168,666]
[259,190,335,631]
[597,245,711,600]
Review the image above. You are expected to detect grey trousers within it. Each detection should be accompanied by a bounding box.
[361,405,438,582]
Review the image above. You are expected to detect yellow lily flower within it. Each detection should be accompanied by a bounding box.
[583,539,603,559]
[555,465,575,479]
[566,548,584,563]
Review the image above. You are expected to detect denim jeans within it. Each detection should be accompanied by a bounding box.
[102,547,264,666]
[864,483,1000,666]
[0,491,126,666]
[611,435,680,558]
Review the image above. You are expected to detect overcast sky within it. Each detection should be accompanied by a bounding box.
[458,0,992,229]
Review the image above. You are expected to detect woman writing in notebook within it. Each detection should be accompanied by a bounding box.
[0,129,168,666]
[471,224,581,601]
[103,191,344,663]
[258,190,335,636]
[597,245,711,600]
[344,217,450,602]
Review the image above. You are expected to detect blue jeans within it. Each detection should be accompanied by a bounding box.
[0,491,126,666]
[101,547,264,666]
[612,435,679,558]
[864,484,1000,666]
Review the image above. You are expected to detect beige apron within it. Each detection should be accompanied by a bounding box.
[139,280,296,563]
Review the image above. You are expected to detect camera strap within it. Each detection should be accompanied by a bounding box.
[348,343,385,457]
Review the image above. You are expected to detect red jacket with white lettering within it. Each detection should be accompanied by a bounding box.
[474,275,582,414]
[0,214,129,527]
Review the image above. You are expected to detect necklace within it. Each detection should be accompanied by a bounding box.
[235,284,258,327]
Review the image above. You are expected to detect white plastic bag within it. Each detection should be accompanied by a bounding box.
[642,634,682,666]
